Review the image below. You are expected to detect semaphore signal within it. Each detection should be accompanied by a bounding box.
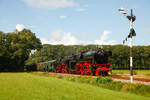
[118,8,136,83]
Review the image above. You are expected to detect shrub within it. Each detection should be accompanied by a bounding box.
[104,81,124,91]
[25,63,37,72]
[96,77,112,84]
[79,76,92,83]
[121,83,150,97]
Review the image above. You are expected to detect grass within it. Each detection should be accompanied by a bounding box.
[0,73,150,100]
[35,72,150,97]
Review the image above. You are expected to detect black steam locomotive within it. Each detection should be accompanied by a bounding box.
[37,48,112,76]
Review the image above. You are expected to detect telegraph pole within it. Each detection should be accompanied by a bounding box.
[119,8,136,83]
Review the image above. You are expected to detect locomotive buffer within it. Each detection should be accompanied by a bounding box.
[119,8,136,83]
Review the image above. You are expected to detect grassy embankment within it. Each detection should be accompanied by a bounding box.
[0,73,150,100]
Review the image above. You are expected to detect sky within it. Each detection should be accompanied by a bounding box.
[0,0,150,45]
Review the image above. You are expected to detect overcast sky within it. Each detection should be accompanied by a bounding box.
[0,0,150,45]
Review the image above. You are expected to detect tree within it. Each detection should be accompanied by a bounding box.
[0,29,42,72]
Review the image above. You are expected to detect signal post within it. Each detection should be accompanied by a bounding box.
[119,8,136,83]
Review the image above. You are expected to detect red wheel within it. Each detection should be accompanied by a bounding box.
[61,69,66,73]
[96,70,99,76]
[81,71,84,75]
[84,71,87,75]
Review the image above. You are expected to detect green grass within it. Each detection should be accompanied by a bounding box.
[0,73,150,100]
[35,72,150,97]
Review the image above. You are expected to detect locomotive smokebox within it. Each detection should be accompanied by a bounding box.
[94,48,112,64]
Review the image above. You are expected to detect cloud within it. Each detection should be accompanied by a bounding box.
[41,30,79,45]
[23,0,78,9]
[101,30,110,42]
[16,24,25,32]
[76,8,85,12]
[40,30,117,45]
[59,16,67,19]
[94,30,117,45]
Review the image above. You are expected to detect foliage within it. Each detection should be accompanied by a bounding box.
[0,29,42,72]
[96,76,113,84]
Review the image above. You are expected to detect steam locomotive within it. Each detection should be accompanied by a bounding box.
[37,48,112,76]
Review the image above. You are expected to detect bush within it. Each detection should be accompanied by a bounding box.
[25,63,37,72]
[121,83,150,97]
[96,77,113,84]
[78,76,92,83]
[105,81,124,91]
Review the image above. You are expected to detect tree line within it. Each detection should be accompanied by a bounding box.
[27,44,150,70]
